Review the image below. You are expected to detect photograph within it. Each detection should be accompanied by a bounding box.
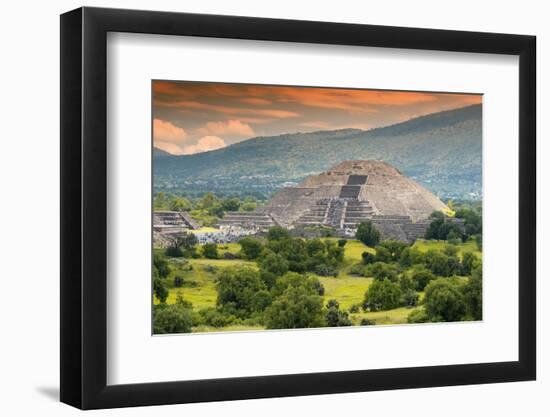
[152,81,483,334]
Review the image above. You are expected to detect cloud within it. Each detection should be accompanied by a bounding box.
[182,136,226,155]
[153,119,187,143]
[155,141,185,155]
[240,97,272,105]
[197,119,255,140]
[156,100,300,119]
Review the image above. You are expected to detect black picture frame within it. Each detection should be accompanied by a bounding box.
[60,6,536,410]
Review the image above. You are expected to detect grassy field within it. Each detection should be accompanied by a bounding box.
[156,238,475,330]
[350,306,422,325]
[157,257,256,308]
[317,276,373,309]
[324,238,375,262]
[413,239,481,259]
[192,324,265,333]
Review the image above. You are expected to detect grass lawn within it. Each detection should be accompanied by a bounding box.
[154,237,455,331]
[192,324,265,333]
[317,276,373,309]
[323,238,375,263]
[350,306,421,326]
[157,258,256,308]
[214,242,241,256]
[413,239,481,259]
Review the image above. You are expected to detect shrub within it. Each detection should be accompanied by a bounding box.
[360,318,376,326]
[363,278,402,311]
[401,288,419,307]
[153,277,169,303]
[365,262,400,282]
[423,278,466,322]
[462,266,482,320]
[264,286,324,329]
[325,299,352,327]
[271,272,322,298]
[165,245,184,257]
[399,247,425,267]
[378,240,409,262]
[260,252,289,276]
[216,267,266,317]
[361,251,375,265]
[349,304,360,313]
[338,239,347,247]
[356,221,381,247]
[407,308,429,324]
[266,226,290,242]
[173,276,184,287]
[202,243,219,259]
[153,253,170,278]
[410,267,436,291]
[239,237,263,260]
[461,252,479,276]
[198,307,235,328]
[153,303,193,334]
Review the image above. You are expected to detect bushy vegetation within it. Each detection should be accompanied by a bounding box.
[356,221,381,247]
[153,191,261,226]
[152,223,483,333]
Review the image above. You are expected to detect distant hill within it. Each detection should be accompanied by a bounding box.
[154,104,482,200]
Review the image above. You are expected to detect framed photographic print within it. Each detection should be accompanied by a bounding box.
[60,7,536,410]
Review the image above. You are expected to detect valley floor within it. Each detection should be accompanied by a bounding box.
[154,238,481,333]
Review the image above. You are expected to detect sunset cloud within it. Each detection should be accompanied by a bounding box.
[153,81,482,155]
[153,118,187,143]
[183,136,226,155]
[156,100,300,119]
[197,119,255,140]
[240,97,272,105]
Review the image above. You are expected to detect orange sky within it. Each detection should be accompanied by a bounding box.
[153,81,482,155]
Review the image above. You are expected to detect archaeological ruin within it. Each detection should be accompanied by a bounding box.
[219,160,463,242]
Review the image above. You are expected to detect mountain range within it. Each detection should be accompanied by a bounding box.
[153,104,482,200]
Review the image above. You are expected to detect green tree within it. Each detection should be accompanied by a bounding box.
[364,262,400,282]
[260,252,289,276]
[239,237,263,260]
[325,299,352,327]
[399,247,425,267]
[410,267,435,291]
[475,234,483,251]
[363,278,402,311]
[356,221,381,247]
[202,243,219,259]
[455,207,482,236]
[216,267,267,317]
[153,303,193,334]
[221,198,241,212]
[270,272,321,298]
[407,308,429,323]
[461,252,479,275]
[424,278,466,322]
[266,226,290,242]
[198,192,216,209]
[378,240,409,262]
[153,277,169,303]
[153,192,167,210]
[264,286,325,329]
[462,266,482,320]
[153,253,170,278]
[170,196,192,211]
